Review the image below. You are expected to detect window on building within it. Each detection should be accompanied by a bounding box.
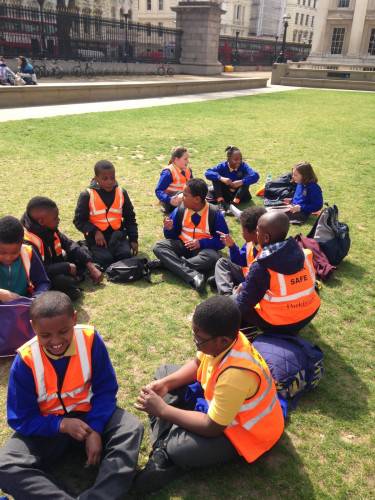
[236,5,241,21]
[300,14,304,25]
[302,0,306,5]
[311,16,314,27]
[297,0,300,4]
[158,22,163,37]
[338,0,349,7]
[310,31,313,42]
[298,31,302,42]
[159,0,163,10]
[308,0,311,6]
[305,14,309,25]
[146,22,151,36]
[313,0,317,7]
[368,29,375,55]
[147,0,151,11]
[331,27,345,54]
[111,6,116,18]
[295,12,299,24]
[293,30,297,42]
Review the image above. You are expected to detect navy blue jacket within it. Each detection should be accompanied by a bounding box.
[235,237,305,312]
[292,182,323,215]
[229,242,260,267]
[7,331,117,437]
[205,161,259,187]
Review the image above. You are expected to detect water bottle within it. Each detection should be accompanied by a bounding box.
[266,173,272,183]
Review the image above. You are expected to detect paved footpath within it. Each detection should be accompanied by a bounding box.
[0,82,300,123]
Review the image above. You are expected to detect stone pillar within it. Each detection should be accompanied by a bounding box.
[347,0,368,58]
[172,1,225,76]
[308,0,330,59]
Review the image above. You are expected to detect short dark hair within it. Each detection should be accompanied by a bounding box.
[186,178,208,202]
[30,291,74,322]
[26,196,57,216]
[240,206,267,232]
[193,296,241,339]
[0,216,24,244]
[94,160,115,176]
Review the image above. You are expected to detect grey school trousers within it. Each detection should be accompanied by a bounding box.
[215,257,246,295]
[149,365,239,469]
[0,408,143,500]
[153,239,220,285]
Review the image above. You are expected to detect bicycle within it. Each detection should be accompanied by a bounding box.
[34,59,64,79]
[71,60,95,78]
[156,62,175,76]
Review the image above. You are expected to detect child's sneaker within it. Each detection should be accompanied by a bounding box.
[134,447,183,494]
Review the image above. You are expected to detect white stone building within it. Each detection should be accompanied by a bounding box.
[286,0,318,43]
[309,0,375,65]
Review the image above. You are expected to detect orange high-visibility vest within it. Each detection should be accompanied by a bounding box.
[18,325,95,416]
[87,187,124,232]
[179,203,211,244]
[242,242,260,277]
[24,228,62,262]
[256,249,320,325]
[19,244,34,294]
[197,332,284,463]
[165,165,192,195]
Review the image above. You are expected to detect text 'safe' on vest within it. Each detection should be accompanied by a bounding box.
[179,203,211,244]
[18,325,95,415]
[197,332,284,462]
[165,165,191,195]
[256,249,320,325]
[24,228,62,261]
[88,187,124,232]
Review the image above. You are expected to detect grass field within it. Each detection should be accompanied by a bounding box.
[0,89,374,499]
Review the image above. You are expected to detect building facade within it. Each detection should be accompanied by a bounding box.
[309,0,375,65]
[22,0,132,19]
[286,0,318,43]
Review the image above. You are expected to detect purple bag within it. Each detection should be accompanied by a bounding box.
[0,298,35,357]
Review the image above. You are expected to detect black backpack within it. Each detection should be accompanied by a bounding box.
[264,172,296,207]
[106,257,151,283]
[308,204,350,266]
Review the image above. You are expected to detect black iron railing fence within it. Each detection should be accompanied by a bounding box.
[0,2,182,63]
[219,35,311,66]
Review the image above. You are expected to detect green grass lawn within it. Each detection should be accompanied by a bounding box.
[0,89,374,499]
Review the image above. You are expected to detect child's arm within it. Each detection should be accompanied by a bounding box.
[234,263,270,312]
[241,163,260,186]
[163,207,181,239]
[155,169,174,204]
[204,162,224,182]
[73,191,98,235]
[121,189,138,244]
[29,249,50,296]
[229,242,248,267]
[300,183,323,214]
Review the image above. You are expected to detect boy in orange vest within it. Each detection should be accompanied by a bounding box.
[134,296,284,494]
[22,196,103,301]
[0,216,50,356]
[234,211,320,333]
[209,206,266,293]
[0,291,143,499]
[74,160,138,270]
[153,179,229,292]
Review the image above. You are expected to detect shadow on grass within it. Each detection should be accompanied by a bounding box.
[298,325,369,421]
[322,259,365,289]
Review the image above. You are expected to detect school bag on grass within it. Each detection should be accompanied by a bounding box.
[252,333,324,414]
[106,257,151,283]
[308,204,350,266]
[294,234,335,280]
[263,172,296,207]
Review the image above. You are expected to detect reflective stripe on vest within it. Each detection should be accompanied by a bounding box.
[165,165,191,194]
[24,228,62,261]
[179,203,211,243]
[87,187,124,231]
[18,325,95,416]
[19,244,34,293]
[197,333,284,463]
[257,249,320,325]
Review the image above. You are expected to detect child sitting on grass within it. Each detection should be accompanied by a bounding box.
[74,160,138,270]
[22,196,102,301]
[0,291,143,500]
[210,206,266,294]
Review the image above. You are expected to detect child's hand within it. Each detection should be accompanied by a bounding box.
[60,418,92,441]
[283,198,292,204]
[135,387,167,417]
[68,263,77,276]
[130,241,138,256]
[233,283,243,295]
[163,217,173,231]
[95,230,107,248]
[146,379,169,398]
[184,239,200,251]
[216,231,235,248]
[289,205,301,214]
[220,177,232,186]
[231,180,243,189]
[170,194,183,207]
[86,262,103,284]
[0,289,21,302]
[85,430,102,466]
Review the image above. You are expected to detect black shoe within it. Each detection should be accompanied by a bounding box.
[207,275,217,291]
[148,258,163,271]
[190,273,205,292]
[134,447,182,494]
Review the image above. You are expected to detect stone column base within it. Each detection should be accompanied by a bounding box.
[179,62,223,75]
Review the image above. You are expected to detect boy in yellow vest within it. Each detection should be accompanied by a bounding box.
[0,291,143,499]
[74,160,138,270]
[134,296,284,494]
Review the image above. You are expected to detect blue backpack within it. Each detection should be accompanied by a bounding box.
[252,334,324,413]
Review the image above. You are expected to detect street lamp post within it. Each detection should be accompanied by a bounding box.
[274,35,279,62]
[276,14,291,63]
[37,0,46,57]
[233,30,239,66]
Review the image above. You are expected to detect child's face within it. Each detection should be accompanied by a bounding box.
[292,168,303,184]
[37,208,60,231]
[0,241,22,266]
[32,311,77,357]
[174,153,189,169]
[228,151,242,170]
[96,168,116,192]
[183,186,201,210]
[192,323,232,357]
[242,226,257,244]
